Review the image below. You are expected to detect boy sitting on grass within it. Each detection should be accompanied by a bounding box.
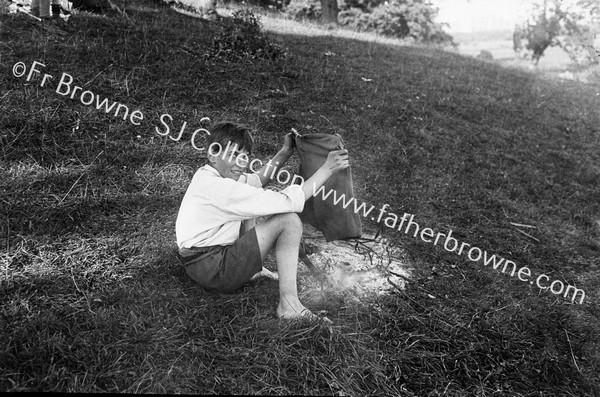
[175,122,349,320]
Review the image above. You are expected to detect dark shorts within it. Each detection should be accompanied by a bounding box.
[178,228,263,293]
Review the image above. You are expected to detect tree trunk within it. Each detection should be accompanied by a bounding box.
[320,0,338,24]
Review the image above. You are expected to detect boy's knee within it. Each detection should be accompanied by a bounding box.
[277,212,302,232]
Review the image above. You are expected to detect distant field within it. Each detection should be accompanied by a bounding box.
[454,30,571,66]
[452,29,600,84]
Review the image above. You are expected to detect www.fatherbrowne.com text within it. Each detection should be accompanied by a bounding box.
[310,185,586,305]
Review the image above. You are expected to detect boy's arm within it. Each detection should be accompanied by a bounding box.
[210,149,349,220]
[300,149,349,200]
[255,133,294,187]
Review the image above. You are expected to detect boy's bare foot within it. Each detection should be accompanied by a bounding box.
[250,267,279,281]
[276,301,332,324]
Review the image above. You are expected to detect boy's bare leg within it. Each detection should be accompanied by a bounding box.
[254,213,319,320]
[242,219,278,281]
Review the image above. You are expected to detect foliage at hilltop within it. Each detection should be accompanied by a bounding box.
[287,0,454,44]
[337,0,452,44]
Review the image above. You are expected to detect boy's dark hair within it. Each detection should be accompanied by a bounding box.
[208,121,254,155]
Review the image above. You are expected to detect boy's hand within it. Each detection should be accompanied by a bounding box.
[322,149,349,174]
[282,133,295,155]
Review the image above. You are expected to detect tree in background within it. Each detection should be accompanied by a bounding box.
[515,0,599,65]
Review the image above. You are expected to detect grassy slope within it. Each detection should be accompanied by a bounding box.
[1,1,600,395]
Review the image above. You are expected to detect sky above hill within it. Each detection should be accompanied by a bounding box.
[432,0,534,32]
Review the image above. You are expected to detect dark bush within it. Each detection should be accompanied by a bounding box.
[238,0,291,10]
[210,8,285,61]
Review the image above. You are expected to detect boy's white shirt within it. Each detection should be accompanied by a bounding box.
[176,164,305,249]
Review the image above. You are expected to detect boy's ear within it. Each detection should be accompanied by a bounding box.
[206,152,217,165]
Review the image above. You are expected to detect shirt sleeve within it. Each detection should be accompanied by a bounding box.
[206,177,305,220]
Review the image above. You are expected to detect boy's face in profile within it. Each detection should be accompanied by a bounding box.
[208,141,250,181]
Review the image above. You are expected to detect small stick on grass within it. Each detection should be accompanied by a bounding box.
[18,8,42,21]
[510,222,537,228]
[565,329,580,372]
[515,228,540,243]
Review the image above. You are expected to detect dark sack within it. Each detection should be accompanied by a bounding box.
[294,133,362,241]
